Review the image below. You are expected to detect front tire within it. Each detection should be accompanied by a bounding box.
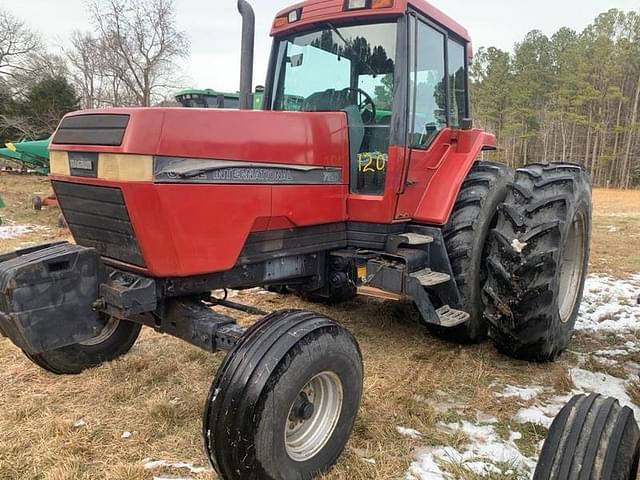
[534,394,640,480]
[483,163,592,362]
[204,310,363,480]
[428,161,514,343]
[25,315,142,374]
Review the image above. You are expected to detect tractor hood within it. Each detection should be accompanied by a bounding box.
[49,108,350,179]
[47,108,351,277]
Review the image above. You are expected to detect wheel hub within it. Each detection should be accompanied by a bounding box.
[79,316,120,346]
[290,392,315,421]
[285,371,344,462]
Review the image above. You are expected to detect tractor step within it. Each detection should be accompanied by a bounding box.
[386,232,435,253]
[398,233,434,246]
[436,306,470,328]
[410,268,451,287]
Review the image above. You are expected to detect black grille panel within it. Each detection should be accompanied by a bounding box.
[52,114,129,146]
[52,181,146,267]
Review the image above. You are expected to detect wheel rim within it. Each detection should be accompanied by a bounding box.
[79,316,120,346]
[558,211,587,323]
[285,371,343,462]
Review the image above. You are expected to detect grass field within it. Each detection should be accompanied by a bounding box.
[0,175,639,480]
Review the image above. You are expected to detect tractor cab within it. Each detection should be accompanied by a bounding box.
[262,0,493,223]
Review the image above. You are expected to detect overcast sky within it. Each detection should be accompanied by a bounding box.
[4,0,639,94]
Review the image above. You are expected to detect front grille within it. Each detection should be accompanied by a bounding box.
[52,181,146,267]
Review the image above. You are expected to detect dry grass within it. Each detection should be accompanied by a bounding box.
[0,177,639,480]
[590,188,640,276]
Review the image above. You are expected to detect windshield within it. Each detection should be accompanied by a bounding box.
[271,22,397,195]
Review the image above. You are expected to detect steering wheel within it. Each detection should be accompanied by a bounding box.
[342,88,377,125]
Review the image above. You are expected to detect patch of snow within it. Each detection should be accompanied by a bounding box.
[405,421,536,479]
[498,385,545,401]
[0,224,32,239]
[72,419,86,428]
[593,349,629,358]
[397,426,423,439]
[515,368,640,428]
[570,368,640,418]
[576,274,640,332]
[514,393,576,428]
[143,459,210,475]
[406,448,448,479]
[429,399,467,414]
[475,411,498,424]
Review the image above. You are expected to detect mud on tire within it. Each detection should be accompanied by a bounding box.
[483,163,592,362]
[428,161,514,343]
[534,394,640,480]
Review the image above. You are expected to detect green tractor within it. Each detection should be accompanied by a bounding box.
[175,86,306,110]
[175,87,265,109]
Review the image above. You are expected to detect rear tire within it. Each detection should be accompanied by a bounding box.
[204,310,363,480]
[25,315,141,374]
[483,163,592,362]
[427,161,514,343]
[534,394,640,480]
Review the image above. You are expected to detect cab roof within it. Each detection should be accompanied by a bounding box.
[271,0,471,44]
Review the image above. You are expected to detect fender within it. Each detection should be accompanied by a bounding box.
[396,128,497,225]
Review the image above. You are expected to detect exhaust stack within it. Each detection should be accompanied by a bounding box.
[237,0,255,110]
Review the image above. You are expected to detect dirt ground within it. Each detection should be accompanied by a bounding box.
[0,175,639,480]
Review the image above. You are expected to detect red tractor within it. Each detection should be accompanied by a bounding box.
[0,0,593,478]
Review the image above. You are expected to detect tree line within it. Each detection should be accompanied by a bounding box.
[472,9,640,188]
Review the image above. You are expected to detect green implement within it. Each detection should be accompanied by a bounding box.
[0,138,51,175]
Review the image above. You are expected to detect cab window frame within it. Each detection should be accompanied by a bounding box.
[406,10,469,150]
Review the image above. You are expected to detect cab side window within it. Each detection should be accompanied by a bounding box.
[448,39,467,128]
[408,19,446,149]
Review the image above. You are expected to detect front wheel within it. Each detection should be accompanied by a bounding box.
[25,315,142,374]
[534,394,640,479]
[204,310,363,480]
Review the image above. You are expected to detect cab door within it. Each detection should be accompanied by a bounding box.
[395,13,471,223]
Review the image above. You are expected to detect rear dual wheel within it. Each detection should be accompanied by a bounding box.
[483,163,592,362]
[204,310,363,480]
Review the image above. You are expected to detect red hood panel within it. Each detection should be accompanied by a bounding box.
[51,108,349,168]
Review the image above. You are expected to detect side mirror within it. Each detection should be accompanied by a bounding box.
[289,54,304,67]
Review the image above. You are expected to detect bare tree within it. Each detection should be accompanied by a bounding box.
[88,0,189,106]
[66,32,103,108]
[0,8,40,78]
